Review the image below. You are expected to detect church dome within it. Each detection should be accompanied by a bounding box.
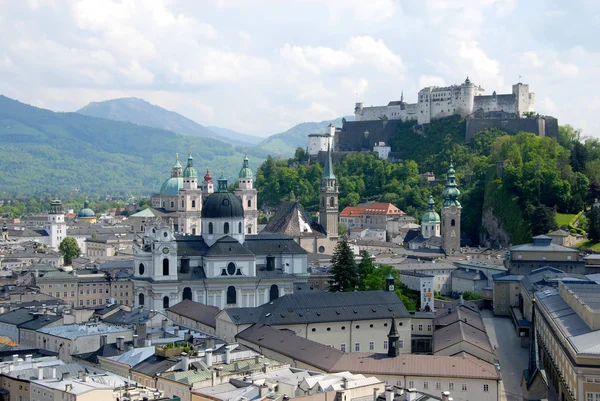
[160,177,183,196]
[77,201,95,218]
[238,154,253,179]
[201,192,244,219]
[422,197,440,223]
[183,153,198,178]
[442,162,461,207]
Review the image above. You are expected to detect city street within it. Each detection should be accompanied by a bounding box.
[481,309,529,401]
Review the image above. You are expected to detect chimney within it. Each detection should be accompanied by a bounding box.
[116,336,125,351]
[174,328,179,337]
[65,384,73,392]
[161,319,168,331]
[385,386,394,401]
[262,362,270,373]
[406,388,417,401]
[144,337,152,347]
[225,345,232,364]
[132,334,138,347]
[62,372,70,380]
[342,377,348,390]
[211,370,217,386]
[216,367,223,377]
[38,368,43,380]
[459,294,464,305]
[81,374,88,382]
[441,391,450,401]
[100,335,108,347]
[373,388,379,401]
[259,384,269,397]
[255,355,262,364]
[12,354,18,362]
[25,354,32,362]
[181,352,189,372]
[205,348,213,367]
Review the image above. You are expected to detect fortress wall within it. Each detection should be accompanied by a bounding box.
[473,95,518,114]
[465,117,547,142]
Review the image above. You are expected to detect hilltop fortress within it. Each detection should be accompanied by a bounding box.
[308,78,558,157]
[354,77,534,124]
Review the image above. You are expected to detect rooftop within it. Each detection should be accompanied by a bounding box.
[510,235,579,253]
[166,300,220,329]
[104,346,155,367]
[561,281,600,312]
[38,323,131,340]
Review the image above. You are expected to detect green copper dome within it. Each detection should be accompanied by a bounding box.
[442,162,461,207]
[183,153,198,178]
[160,177,184,196]
[422,196,441,223]
[173,155,183,169]
[238,154,253,179]
[77,201,95,218]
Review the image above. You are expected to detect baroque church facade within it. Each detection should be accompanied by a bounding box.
[132,154,308,312]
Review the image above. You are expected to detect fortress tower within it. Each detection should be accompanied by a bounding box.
[441,161,461,254]
[319,144,339,238]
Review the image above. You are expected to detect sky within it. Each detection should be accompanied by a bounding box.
[0,0,599,137]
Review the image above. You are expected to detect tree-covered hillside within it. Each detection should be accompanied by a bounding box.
[256,117,600,246]
[0,95,264,196]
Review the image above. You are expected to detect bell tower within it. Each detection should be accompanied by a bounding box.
[441,161,461,254]
[319,144,339,238]
[234,153,258,235]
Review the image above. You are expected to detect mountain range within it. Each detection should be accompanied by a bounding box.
[0,95,347,195]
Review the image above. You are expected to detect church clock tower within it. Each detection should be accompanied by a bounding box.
[319,144,339,238]
[234,153,258,235]
[441,161,461,254]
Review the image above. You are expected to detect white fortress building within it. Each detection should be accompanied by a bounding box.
[354,77,535,125]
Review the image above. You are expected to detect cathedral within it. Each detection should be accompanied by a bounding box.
[132,154,308,312]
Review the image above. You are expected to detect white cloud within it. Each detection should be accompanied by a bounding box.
[552,61,579,77]
[418,75,445,89]
[345,36,403,72]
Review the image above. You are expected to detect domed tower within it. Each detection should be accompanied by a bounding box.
[77,200,96,224]
[234,153,258,235]
[421,197,441,239]
[46,200,65,250]
[201,172,245,246]
[156,155,184,210]
[203,169,215,194]
[178,151,202,235]
[441,161,461,254]
[319,144,339,238]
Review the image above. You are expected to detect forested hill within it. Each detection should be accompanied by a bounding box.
[0,95,263,196]
[256,117,600,247]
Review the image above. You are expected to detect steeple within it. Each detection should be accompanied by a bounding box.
[387,315,400,357]
[172,154,183,178]
[323,143,335,180]
[442,161,461,207]
[319,142,339,238]
[400,90,404,103]
[238,153,253,179]
[183,150,198,178]
[386,273,395,292]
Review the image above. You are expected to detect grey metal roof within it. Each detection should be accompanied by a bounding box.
[132,355,179,376]
[0,309,35,326]
[262,202,326,238]
[561,282,600,311]
[102,309,160,326]
[166,300,219,328]
[38,323,130,340]
[205,236,255,257]
[399,271,434,278]
[451,268,487,281]
[18,315,62,330]
[433,320,494,354]
[7,362,87,381]
[243,234,308,255]
[226,290,410,326]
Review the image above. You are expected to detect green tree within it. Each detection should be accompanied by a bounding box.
[59,237,81,266]
[362,265,417,311]
[338,222,348,238]
[462,291,482,301]
[357,251,375,290]
[328,238,359,292]
[530,205,558,235]
[587,206,600,243]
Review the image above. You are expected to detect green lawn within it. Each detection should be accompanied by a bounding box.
[556,213,578,227]
[577,240,600,252]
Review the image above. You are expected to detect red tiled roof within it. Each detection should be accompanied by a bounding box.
[340,202,405,217]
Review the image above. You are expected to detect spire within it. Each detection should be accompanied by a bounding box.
[427,196,435,211]
[173,153,182,168]
[204,169,212,183]
[323,142,335,180]
[442,160,461,207]
[387,315,400,357]
[183,150,198,178]
[238,152,253,179]
[400,90,404,103]
[217,169,228,192]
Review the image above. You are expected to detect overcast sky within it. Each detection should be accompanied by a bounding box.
[1,0,598,137]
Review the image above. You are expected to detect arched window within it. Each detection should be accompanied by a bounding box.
[163,296,169,309]
[163,259,169,276]
[181,199,184,207]
[248,227,252,234]
[247,199,251,208]
[329,197,335,207]
[224,222,230,234]
[138,293,145,306]
[192,200,196,208]
[227,286,237,305]
[183,287,192,301]
[138,263,145,275]
[208,222,213,234]
[270,285,279,301]
[451,219,456,227]
[239,222,242,233]
[227,262,236,275]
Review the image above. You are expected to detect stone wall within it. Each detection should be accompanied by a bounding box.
[465,116,558,142]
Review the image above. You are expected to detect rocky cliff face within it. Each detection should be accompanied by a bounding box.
[481,207,512,248]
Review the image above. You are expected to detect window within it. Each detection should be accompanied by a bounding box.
[86,300,90,305]
[418,324,423,331]
[270,285,279,301]
[461,384,467,391]
[86,289,90,294]
[483,384,489,392]
[79,300,83,306]
[248,227,252,234]
[369,341,374,351]
[451,219,455,226]
[247,199,251,208]
[163,296,169,309]
[428,325,432,331]
[423,382,429,389]
[408,381,414,388]
[398,339,404,348]
[224,222,230,234]
[340,344,346,352]
[449,383,454,391]
[239,222,242,233]
[436,383,441,390]
[163,258,169,275]
[92,289,96,294]
[208,222,213,234]
[138,263,145,275]
[191,200,196,208]
[183,287,192,301]
[92,299,96,305]
[227,262,236,275]
[383,340,388,349]
[329,197,335,207]
[170,201,174,208]
[355,342,360,352]
[63,292,67,297]
[227,286,237,304]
